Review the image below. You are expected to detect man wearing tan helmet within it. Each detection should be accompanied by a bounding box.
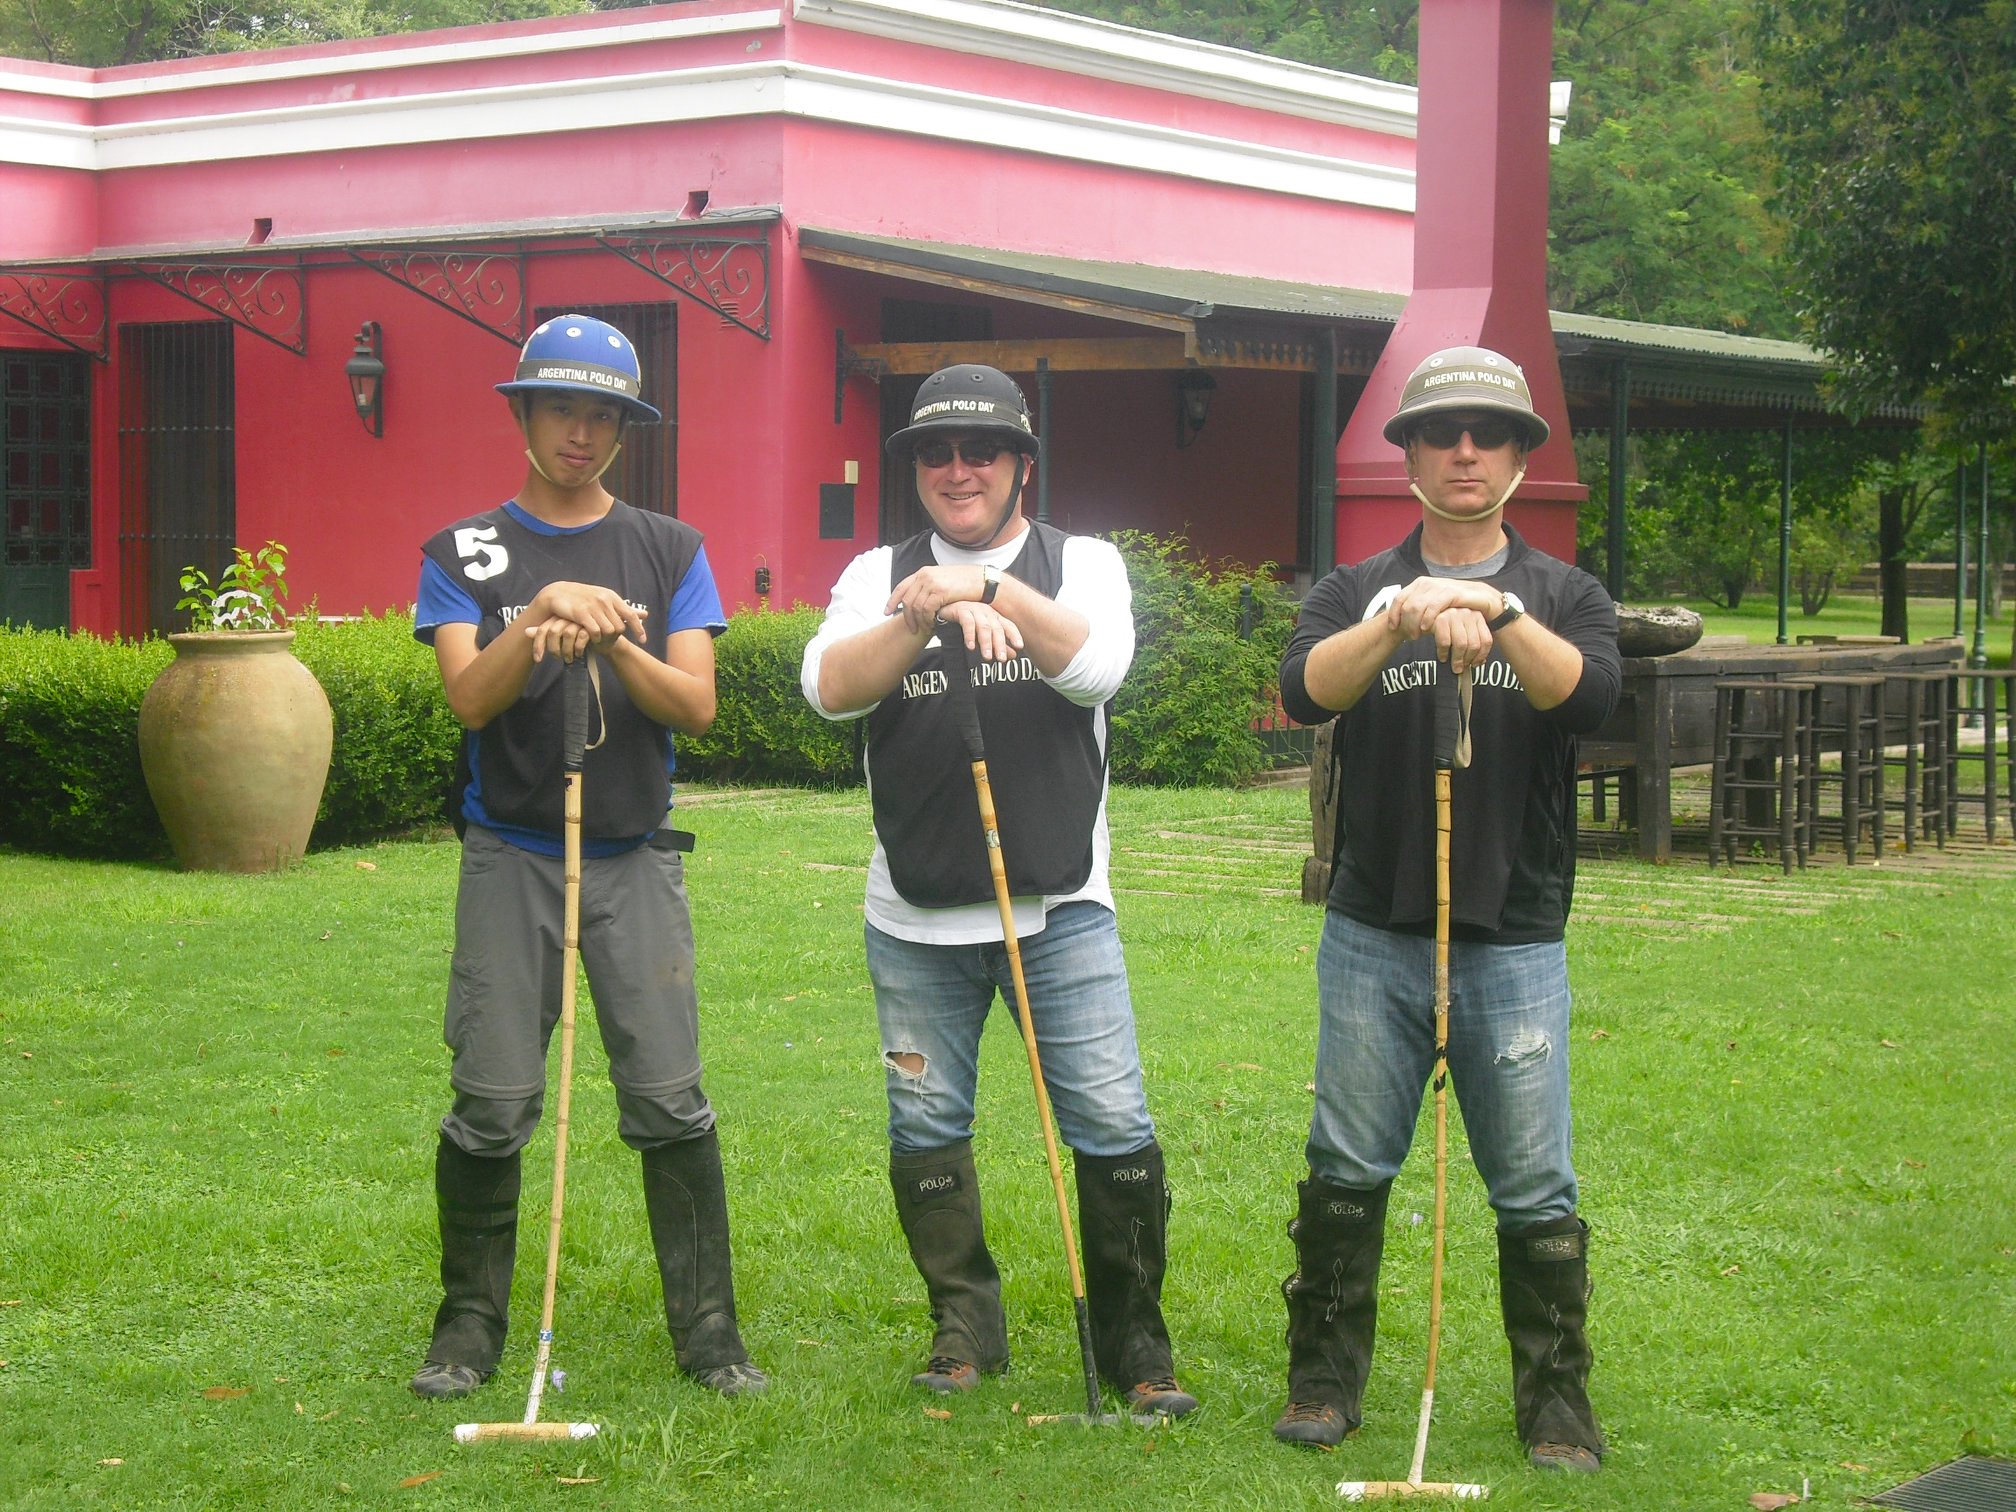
[1271,347,1620,1470]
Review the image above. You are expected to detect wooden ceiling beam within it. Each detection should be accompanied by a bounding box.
[850,336,1191,374]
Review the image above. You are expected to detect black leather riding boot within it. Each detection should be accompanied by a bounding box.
[1498,1214,1604,1470]
[889,1140,1009,1387]
[641,1130,766,1394]
[1273,1176,1389,1447]
[1075,1141,1194,1415]
[425,1136,521,1376]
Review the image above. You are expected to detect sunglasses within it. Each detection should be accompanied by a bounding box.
[913,438,1012,468]
[1412,417,1520,451]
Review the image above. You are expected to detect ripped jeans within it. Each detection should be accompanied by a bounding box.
[1307,910,1578,1228]
[866,901,1156,1158]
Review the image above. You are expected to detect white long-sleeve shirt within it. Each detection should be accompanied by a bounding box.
[801,529,1134,944]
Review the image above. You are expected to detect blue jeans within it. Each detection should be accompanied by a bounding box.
[1307,910,1578,1229]
[866,900,1156,1157]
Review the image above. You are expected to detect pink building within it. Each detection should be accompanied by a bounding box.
[0,0,1836,636]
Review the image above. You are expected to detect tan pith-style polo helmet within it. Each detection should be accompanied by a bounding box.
[1382,345,1550,449]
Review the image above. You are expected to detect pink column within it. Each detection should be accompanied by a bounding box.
[1334,0,1582,565]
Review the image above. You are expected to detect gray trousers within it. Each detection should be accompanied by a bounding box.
[438,824,714,1156]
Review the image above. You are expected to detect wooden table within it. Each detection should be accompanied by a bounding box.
[1581,637,1964,861]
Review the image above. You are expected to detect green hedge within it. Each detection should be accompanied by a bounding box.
[677,604,857,785]
[0,616,463,860]
[0,626,173,858]
[0,536,1300,859]
[1108,531,1298,786]
[292,613,465,846]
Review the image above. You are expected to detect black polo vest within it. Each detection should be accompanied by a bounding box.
[867,522,1106,908]
[421,501,702,841]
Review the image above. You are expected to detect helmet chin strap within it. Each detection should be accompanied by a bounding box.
[1411,463,1526,523]
[517,399,624,486]
[524,442,623,486]
[977,453,1031,548]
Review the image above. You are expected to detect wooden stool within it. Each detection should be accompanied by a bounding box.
[1881,670,1950,852]
[1579,763,1635,828]
[1946,668,2016,844]
[1805,674,1885,865]
[1709,679,1816,872]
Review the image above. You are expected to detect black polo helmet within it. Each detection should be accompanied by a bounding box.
[886,364,1041,460]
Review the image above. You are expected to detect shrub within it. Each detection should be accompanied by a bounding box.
[681,604,857,785]
[0,627,173,858]
[292,613,463,843]
[1106,532,1297,786]
[0,542,1304,863]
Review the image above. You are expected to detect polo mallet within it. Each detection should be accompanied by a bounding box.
[1339,665,1485,1502]
[946,636,1122,1428]
[456,653,600,1445]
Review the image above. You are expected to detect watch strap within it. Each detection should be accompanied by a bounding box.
[1486,592,1524,632]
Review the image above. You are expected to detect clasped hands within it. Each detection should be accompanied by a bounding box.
[523,581,648,664]
[886,563,1024,664]
[1385,575,1501,678]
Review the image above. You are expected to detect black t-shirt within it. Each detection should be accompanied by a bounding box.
[1280,523,1621,943]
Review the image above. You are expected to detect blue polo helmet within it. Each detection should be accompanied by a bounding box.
[497,314,661,423]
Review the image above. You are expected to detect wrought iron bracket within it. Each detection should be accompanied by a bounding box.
[0,269,110,360]
[598,233,770,341]
[349,245,526,347]
[833,330,887,423]
[129,259,306,353]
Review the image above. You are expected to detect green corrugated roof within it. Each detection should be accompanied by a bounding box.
[800,226,1826,364]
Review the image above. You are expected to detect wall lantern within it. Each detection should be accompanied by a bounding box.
[1175,369,1216,448]
[345,321,386,437]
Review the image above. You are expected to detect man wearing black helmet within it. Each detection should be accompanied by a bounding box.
[800,364,1197,1419]
[408,313,766,1404]
[1272,348,1619,1469]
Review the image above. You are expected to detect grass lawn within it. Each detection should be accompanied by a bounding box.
[3,785,2012,1509]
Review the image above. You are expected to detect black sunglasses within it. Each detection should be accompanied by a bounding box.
[1413,417,1520,451]
[913,438,1012,468]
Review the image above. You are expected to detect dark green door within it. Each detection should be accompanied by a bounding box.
[2,351,92,629]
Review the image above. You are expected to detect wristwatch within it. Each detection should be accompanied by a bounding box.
[1486,589,1525,632]
[979,564,1003,604]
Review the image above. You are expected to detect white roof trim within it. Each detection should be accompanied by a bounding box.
[0,11,784,100]
[1,61,1416,211]
[796,0,1419,138]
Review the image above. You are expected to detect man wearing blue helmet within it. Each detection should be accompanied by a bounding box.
[409,314,767,1402]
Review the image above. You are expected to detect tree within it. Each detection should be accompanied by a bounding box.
[1547,1,1794,335]
[0,0,588,66]
[1755,1,2016,444]
[1053,0,1421,82]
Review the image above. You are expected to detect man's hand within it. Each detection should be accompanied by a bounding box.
[885,563,988,634]
[523,616,595,664]
[1387,575,1497,677]
[527,581,647,645]
[934,600,1025,664]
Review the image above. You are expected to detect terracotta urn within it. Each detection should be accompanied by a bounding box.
[138,630,333,872]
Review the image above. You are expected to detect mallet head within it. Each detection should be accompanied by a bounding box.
[1338,1481,1486,1501]
[453,1421,599,1444]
